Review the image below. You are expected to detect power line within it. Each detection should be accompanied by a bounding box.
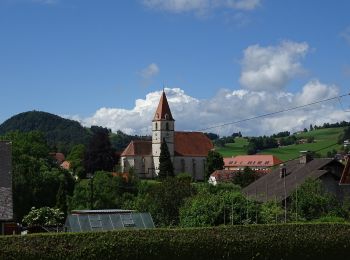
[197,93,350,132]
[280,142,340,164]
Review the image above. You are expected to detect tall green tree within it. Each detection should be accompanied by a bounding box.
[289,178,344,220]
[66,144,86,178]
[68,171,133,210]
[127,178,194,227]
[84,127,116,176]
[158,138,174,178]
[205,150,224,179]
[0,131,70,221]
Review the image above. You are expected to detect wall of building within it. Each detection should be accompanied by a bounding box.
[321,174,350,201]
[121,156,154,178]
[173,156,206,181]
[0,141,13,231]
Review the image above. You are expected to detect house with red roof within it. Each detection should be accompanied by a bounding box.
[224,154,283,174]
[120,90,213,180]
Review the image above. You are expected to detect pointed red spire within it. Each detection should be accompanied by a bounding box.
[153,90,174,121]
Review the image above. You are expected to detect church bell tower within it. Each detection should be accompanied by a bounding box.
[152,90,175,175]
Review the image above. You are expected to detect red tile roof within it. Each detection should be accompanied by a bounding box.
[50,152,65,164]
[210,170,236,182]
[224,155,282,168]
[174,132,213,157]
[153,91,174,121]
[121,140,152,156]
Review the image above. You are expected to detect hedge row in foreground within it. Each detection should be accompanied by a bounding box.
[1,223,350,259]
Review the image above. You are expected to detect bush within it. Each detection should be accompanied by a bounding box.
[2,224,350,259]
[22,207,64,227]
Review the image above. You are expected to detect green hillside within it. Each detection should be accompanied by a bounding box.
[261,128,343,161]
[0,111,150,154]
[215,137,249,157]
[0,111,91,153]
[216,127,345,161]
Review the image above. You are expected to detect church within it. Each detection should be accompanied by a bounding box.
[120,90,213,181]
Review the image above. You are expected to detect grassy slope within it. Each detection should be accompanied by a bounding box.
[216,127,344,161]
[215,137,249,157]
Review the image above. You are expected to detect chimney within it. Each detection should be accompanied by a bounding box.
[299,151,312,164]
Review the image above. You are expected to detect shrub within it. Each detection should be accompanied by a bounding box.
[2,224,350,259]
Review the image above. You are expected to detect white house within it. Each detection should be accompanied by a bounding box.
[120,90,213,180]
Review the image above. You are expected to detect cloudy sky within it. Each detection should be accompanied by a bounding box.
[1,0,350,136]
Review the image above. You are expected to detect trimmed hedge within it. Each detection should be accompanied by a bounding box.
[1,224,350,259]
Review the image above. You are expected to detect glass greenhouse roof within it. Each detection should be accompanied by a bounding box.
[64,210,155,232]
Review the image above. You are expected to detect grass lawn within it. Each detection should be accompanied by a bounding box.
[215,137,249,157]
[216,127,345,161]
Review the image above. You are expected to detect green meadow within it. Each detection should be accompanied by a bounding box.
[216,127,345,162]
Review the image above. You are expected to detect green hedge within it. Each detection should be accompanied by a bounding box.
[1,224,350,259]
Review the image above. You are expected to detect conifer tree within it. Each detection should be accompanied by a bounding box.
[159,138,174,178]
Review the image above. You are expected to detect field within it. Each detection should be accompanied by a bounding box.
[215,137,249,157]
[216,127,345,161]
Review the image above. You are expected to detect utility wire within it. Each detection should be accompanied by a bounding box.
[197,93,350,132]
[280,142,340,164]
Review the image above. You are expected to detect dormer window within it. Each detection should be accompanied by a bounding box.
[156,113,159,119]
[165,113,169,120]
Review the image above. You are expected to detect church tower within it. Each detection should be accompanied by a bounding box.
[152,90,175,175]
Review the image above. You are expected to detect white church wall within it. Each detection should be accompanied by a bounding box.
[174,156,206,181]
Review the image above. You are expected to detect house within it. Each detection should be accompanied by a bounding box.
[50,152,65,165]
[208,170,236,186]
[243,152,350,202]
[224,154,282,174]
[0,141,15,235]
[64,209,155,232]
[120,90,214,180]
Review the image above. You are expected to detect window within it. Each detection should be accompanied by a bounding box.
[142,157,146,173]
[181,159,185,173]
[166,122,169,130]
[192,159,196,178]
[165,113,169,120]
[155,122,158,130]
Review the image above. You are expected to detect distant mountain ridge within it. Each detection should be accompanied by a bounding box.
[0,111,91,153]
[0,111,150,154]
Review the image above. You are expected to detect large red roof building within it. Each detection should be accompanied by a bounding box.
[120,90,213,180]
[224,154,283,174]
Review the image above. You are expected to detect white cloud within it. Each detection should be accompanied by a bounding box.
[239,41,309,91]
[140,63,160,80]
[142,0,261,14]
[64,41,349,138]
[69,83,349,137]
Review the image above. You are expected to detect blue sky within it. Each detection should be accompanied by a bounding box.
[1,0,350,136]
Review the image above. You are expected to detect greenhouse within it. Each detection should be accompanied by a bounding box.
[64,209,155,232]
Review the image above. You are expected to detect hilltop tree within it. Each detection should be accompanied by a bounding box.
[205,150,224,179]
[84,127,117,176]
[158,138,174,178]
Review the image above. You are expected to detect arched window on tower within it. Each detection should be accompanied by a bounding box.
[165,113,169,120]
[166,122,169,131]
[155,122,158,130]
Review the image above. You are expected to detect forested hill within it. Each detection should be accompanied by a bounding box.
[0,111,91,153]
[0,111,150,153]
